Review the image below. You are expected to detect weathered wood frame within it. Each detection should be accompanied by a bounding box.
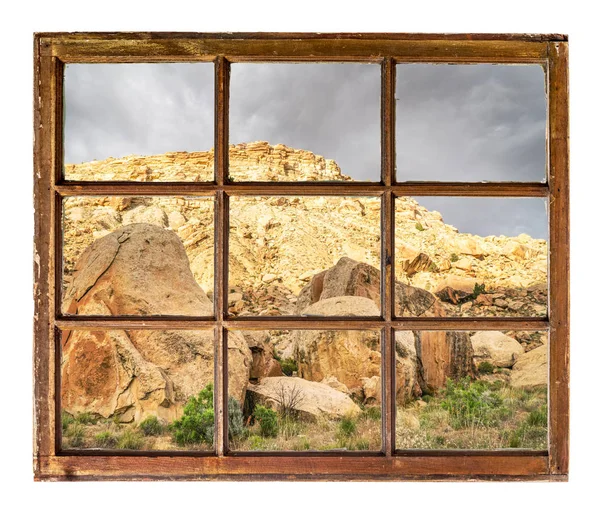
[33,33,569,481]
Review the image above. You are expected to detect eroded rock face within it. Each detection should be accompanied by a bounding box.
[414,331,475,393]
[471,331,525,369]
[61,224,251,422]
[247,377,361,420]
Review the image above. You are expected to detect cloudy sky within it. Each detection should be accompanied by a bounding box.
[64,62,547,239]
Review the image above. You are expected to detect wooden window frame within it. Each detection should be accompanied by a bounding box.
[33,32,569,481]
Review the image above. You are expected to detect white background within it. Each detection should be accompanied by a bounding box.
[0,1,596,511]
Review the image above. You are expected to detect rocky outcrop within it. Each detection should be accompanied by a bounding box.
[296,257,441,317]
[61,224,251,422]
[511,344,548,388]
[293,303,381,394]
[65,142,349,183]
[471,331,525,369]
[247,376,361,420]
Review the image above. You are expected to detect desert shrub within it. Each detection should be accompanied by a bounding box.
[66,424,85,448]
[415,222,425,231]
[254,405,278,438]
[280,358,298,377]
[338,416,357,438]
[171,385,246,446]
[355,439,370,450]
[139,416,163,436]
[274,382,304,420]
[360,406,381,421]
[95,430,118,448]
[117,429,145,450]
[450,253,459,262]
[472,282,486,299]
[228,396,246,441]
[74,412,97,425]
[61,411,74,432]
[527,406,548,427]
[171,384,215,446]
[248,435,267,450]
[440,378,507,429]
[478,361,495,375]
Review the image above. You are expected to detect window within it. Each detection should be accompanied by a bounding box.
[33,32,569,481]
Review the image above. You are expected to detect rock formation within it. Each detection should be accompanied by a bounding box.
[247,376,361,420]
[61,224,251,423]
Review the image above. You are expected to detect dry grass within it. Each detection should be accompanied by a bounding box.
[396,380,547,450]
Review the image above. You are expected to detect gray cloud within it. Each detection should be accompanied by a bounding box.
[64,63,214,164]
[64,62,548,240]
[414,197,548,240]
[230,63,381,181]
[396,64,546,182]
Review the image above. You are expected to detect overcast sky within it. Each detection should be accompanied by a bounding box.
[64,62,548,239]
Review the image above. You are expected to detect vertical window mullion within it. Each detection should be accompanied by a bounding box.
[214,56,230,456]
[382,57,396,456]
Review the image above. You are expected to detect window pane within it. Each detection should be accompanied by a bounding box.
[395,197,548,317]
[60,329,219,451]
[395,64,546,182]
[229,196,381,316]
[63,63,214,181]
[395,330,548,450]
[229,63,380,181]
[62,196,214,316]
[229,330,381,451]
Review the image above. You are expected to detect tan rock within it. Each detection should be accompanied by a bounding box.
[321,376,350,395]
[471,331,525,368]
[247,377,361,420]
[300,296,379,317]
[511,345,548,388]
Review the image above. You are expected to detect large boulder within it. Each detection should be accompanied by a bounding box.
[471,331,525,368]
[61,224,251,422]
[62,223,213,316]
[247,376,361,420]
[295,257,440,317]
[511,344,547,388]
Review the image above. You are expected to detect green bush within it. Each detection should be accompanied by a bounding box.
[472,282,486,299]
[95,430,118,448]
[117,429,145,450]
[415,222,425,232]
[74,412,97,425]
[478,361,495,375]
[61,411,74,432]
[66,424,85,448]
[338,416,357,438]
[171,384,246,446]
[450,253,459,263]
[355,439,370,450]
[280,358,298,377]
[171,385,215,446]
[360,406,381,421]
[254,405,278,437]
[527,407,548,427]
[440,378,507,429]
[139,416,163,436]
